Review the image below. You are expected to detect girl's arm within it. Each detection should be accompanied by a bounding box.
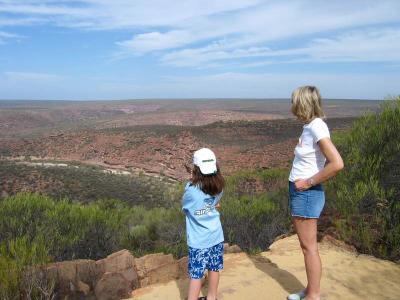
[295,137,344,191]
[214,191,223,209]
[182,184,193,211]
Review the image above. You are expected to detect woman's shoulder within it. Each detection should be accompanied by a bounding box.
[310,117,326,125]
[308,117,329,130]
[309,118,330,141]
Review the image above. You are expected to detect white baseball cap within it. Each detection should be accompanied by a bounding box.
[193,148,217,175]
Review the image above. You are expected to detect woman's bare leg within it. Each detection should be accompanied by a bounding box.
[293,217,321,300]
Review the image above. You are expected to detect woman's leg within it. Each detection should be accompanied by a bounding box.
[207,270,220,300]
[188,278,202,300]
[293,217,321,300]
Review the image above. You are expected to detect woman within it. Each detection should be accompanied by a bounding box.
[288,86,344,300]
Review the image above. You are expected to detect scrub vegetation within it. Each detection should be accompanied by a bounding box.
[326,97,400,261]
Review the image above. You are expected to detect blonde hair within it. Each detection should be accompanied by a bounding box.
[291,86,325,122]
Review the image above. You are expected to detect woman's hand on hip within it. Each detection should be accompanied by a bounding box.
[294,179,312,191]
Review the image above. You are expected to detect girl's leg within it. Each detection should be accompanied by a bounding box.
[207,270,220,300]
[293,217,321,300]
[188,278,202,300]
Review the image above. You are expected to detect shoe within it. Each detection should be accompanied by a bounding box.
[287,290,306,300]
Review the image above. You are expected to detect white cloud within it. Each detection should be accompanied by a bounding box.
[0,16,44,26]
[0,30,23,43]
[305,28,400,62]
[0,0,263,29]
[3,71,63,81]
[117,30,196,53]
[161,27,400,67]
[108,0,400,69]
[2,1,400,64]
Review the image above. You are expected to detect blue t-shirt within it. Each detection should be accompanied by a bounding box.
[182,182,224,249]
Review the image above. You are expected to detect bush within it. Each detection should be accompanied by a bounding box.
[0,237,54,300]
[120,205,187,258]
[326,97,400,260]
[221,168,290,252]
[0,193,186,261]
[0,193,124,261]
[221,194,289,252]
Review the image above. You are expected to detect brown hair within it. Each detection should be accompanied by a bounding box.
[291,85,325,122]
[191,165,225,196]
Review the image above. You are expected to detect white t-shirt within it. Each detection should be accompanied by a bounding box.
[289,118,330,182]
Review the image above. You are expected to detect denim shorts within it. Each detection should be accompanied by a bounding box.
[188,242,224,279]
[289,181,325,218]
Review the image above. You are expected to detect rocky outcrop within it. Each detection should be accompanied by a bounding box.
[96,250,139,290]
[135,253,182,287]
[41,243,242,299]
[94,272,131,300]
[224,243,242,253]
[44,250,138,299]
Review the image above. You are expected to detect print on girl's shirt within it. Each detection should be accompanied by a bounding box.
[194,197,215,216]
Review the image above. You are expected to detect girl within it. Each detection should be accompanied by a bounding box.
[288,86,344,300]
[182,148,225,300]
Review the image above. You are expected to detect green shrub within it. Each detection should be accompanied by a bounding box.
[327,97,400,260]
[0,193,124,261]
[221,194,289,252]
[0,237,54,300]
[221,168,290,252]
[0,193,187,261]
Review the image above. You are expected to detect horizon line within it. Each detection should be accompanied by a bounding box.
[0,97,383,102]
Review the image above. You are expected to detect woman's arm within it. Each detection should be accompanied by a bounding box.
[295,137,344,191]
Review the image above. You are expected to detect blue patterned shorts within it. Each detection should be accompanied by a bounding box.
[188,242,224,279]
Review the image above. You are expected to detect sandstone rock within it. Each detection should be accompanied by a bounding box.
[75,259,102,288]
[94,272,131,300]
[42,259,98,297]
[76,280,90,296]
[320,234,357,253]
[135,253,180,287]
[45,264,59,283]
[43,250,138,298]
[52,260,77,293]
[96,249,138,289]
[178,256,188,278]
[224,244,242,254]
[97,250,135,272]
[135,253,175,277]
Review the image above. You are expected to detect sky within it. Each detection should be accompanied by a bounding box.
[0,0,400,100]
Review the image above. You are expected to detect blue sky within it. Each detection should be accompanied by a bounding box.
[0,0,399,100]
